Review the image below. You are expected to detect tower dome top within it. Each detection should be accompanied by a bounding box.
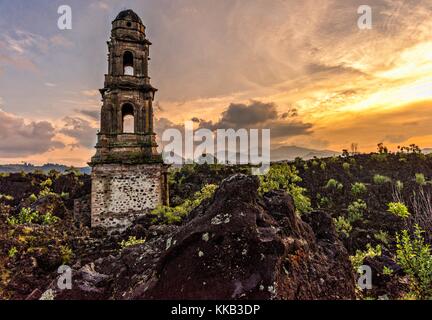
[114,9,142,24]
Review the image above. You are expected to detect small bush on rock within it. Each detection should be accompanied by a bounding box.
[351,182,367,197]
[259,164,311,214]
[395,180,404,192]
[60,246,73,264]
[7,207,59,226]
[0,194,14,202]
[350,244,382,274]
[387,202,410,219]
[347,200,367,223]
[415,173,427,186]
[373,175,392,185]
[396,226,432,299]
[120,236,146,249]
[383,266,394,276]
[152,184,218,224]
[28,194,37,203]
[40,178,53,188]
[374,230,390,245]
[325,179,343,191]
[8,246,18,258]
[334,216,352,238]
[40,211,60,225]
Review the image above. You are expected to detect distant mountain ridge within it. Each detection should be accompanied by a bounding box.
[162,145,341,164]
[0,163,91,174]
[271,146,340,161]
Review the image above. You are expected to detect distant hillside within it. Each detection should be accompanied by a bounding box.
[162,146,340,165]
[271,146,340,161]
[0,163,91,175]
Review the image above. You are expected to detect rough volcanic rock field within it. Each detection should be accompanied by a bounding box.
[0,150,431,300]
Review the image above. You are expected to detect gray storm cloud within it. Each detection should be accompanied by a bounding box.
[0,109,64,157]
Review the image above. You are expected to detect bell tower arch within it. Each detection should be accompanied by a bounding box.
[90,9,169,231]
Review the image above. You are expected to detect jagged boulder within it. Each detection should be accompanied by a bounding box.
[48,174,356,300]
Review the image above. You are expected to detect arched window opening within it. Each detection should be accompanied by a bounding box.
[123,51,134,76]
[122,103,135,133]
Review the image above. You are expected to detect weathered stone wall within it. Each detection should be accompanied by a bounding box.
[91,163,168,231]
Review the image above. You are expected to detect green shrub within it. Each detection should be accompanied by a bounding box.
[351,182,367,197]
[28,194,37,203]
[317,195,332,208]
[342,162,351,171]
[329,156,338,163]
[396,226,432,299]
[48,169,61,179]
[40,211,60,225]
[65,167,82,176]
[395,180,404,192]
[40,178,53,188]
[120,236,146,249]
[347,199,367,223]
[350,244,382,274]
[7,207,59,226]
[373,174,392,184]
[334,216,352,238]
[8,208,39,225]
[152,184,218,224]
[60,192,70,200]
[259,164,311,214]
[374,230,390,245]
[8,246,18,258]
[320,162,326,171]
[60,246,73,264]
[383,266,394,276]
[325,179,343,190]
[151,205,185,224]
[6,216,17,226]
[399,157,408,163]
[0,194,14,202]
[39,188,57,198]
[387,202,410,219]
[372,153,388,162]
[415,173,427,186]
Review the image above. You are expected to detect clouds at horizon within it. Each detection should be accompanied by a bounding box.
[0,108,64,157]
[194,101,313,142]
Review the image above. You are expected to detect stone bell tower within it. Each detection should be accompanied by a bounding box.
[90,9,168,231]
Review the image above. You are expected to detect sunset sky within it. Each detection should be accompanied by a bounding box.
[1,0,432,166]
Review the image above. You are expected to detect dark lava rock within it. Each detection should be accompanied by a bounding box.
[46,174,356,300]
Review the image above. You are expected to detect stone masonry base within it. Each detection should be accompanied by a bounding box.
[91,163,167,232]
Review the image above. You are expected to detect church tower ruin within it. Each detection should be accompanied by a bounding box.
[90,9,168,231]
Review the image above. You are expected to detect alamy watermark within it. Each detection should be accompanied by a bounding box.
[162,121,271,175]
[57,5,72,30]
[57,265,72,290]
[358,5,372,30]
[357,265,373,290]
